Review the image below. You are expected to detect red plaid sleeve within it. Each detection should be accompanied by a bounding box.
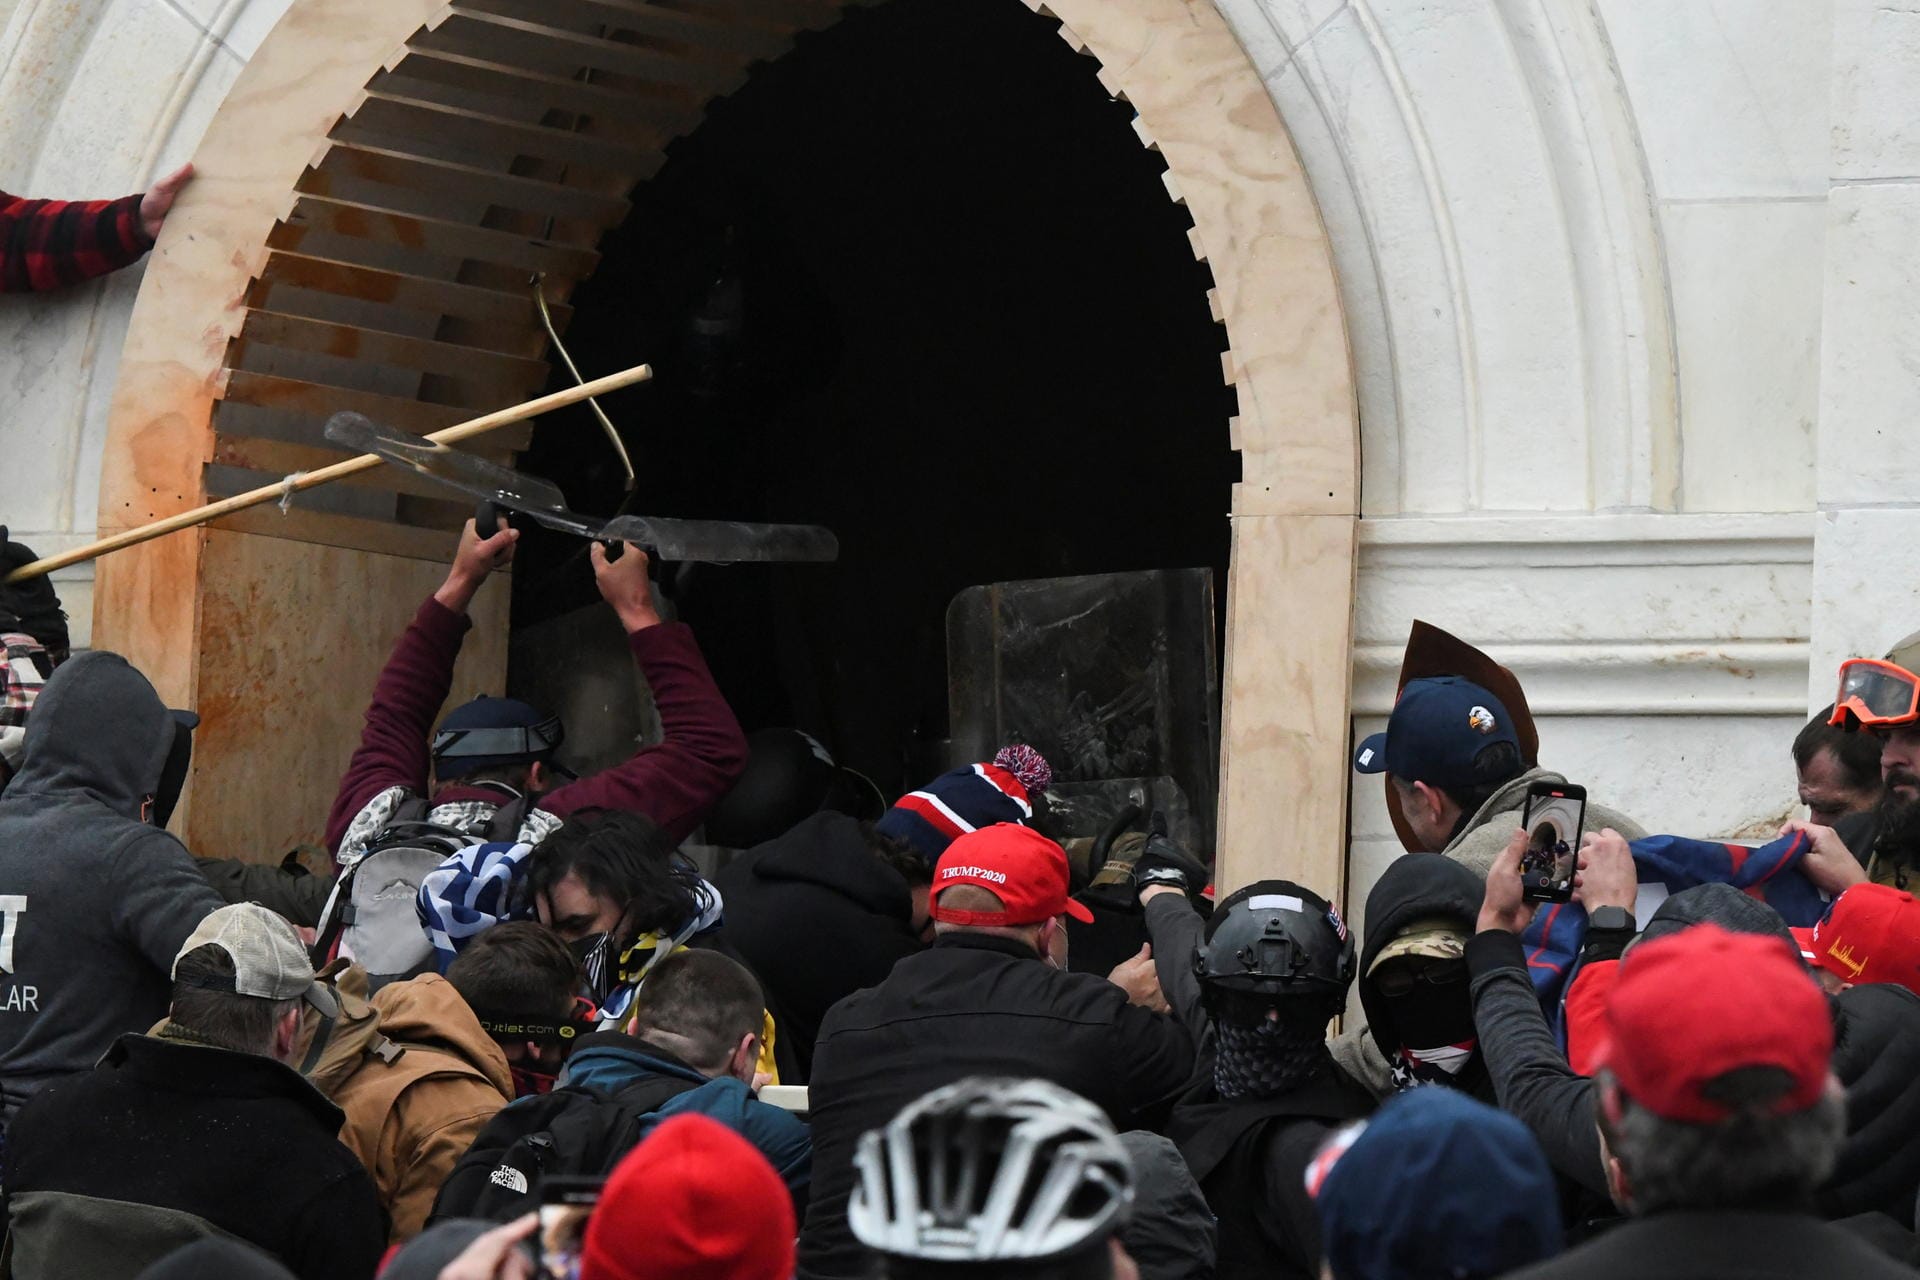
[0,189,155,293]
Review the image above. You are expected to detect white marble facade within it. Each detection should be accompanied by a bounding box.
[0,0,1907,896]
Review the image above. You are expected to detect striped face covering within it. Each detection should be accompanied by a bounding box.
[1392,1040,1478,1088]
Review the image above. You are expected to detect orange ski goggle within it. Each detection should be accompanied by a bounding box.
[1830,658,1920,729]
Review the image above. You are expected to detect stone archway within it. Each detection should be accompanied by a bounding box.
[93,0,1356,894]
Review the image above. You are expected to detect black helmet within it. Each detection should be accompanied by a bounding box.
[1195,879,1355,1017]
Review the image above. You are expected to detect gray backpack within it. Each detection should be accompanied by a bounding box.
[313,795,530,988]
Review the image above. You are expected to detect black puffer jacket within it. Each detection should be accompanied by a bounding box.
[1824,982,1920,1227]
[1358,853,1491,1098]
[712,811,923,1082]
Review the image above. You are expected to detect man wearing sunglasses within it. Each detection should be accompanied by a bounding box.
[1826,632,1920,888]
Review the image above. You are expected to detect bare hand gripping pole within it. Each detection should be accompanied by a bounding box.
[3,363,654,585]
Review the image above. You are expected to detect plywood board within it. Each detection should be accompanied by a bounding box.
[1215,514,1358,899]
[186,529,510,860]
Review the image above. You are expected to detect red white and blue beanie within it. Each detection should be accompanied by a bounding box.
[874,744,1053,865]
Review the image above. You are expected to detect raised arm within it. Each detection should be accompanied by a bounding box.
[1143,888,1211,1048]
[0,166,190,293]
[1468,826,1609,1197]
[324,519,518,851]
[537,542,748,842]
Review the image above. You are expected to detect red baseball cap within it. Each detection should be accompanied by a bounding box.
[1792,884,1920,994]
[1596,924,1831,1124]
[580,1113,795,1280]
[930,824,1094,928]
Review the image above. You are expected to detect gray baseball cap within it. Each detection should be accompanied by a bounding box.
[174,903,337,1016]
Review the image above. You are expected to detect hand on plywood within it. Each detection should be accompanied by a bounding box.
[593,540,661,634]
[139,163,194,241]
[435,515,518,615]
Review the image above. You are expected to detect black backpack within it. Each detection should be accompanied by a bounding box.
[430,1073,701,1223]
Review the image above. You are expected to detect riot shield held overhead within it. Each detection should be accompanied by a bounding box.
[322,412,840,564]
[946,569,1219,856]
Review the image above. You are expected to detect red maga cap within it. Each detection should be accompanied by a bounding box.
[1596,924,1831,1124]
[930,824,1094,928]
[1797,884,1920,995]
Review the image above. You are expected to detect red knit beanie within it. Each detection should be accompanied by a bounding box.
[579,1114,796,1280]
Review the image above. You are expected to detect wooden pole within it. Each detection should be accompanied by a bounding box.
[6,363,653,584]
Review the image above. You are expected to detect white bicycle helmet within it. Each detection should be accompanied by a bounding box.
[848,1077,1134,1263]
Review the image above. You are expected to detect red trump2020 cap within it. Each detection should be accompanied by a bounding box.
[930,823,1094,928]
[1596,923,1831,1125]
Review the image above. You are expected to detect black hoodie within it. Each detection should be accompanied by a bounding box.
[1358,853,1491,1099]
[0,652,224,1118]
[712,811,923,1081]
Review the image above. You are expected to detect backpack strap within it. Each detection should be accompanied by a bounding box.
[390,795,434,825]
[336,1040,503,1179]
[484,791,535,844]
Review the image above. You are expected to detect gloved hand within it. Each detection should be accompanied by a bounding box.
[1132,830,1211,895]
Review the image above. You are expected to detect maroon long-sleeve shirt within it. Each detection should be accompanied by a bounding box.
[0,191,152,293]
[324,596,748,852]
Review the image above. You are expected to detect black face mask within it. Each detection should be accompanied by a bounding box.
[150,712,197,828]
[1381,980,1479,1089]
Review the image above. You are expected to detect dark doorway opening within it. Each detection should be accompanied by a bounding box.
[510,0,1237,798]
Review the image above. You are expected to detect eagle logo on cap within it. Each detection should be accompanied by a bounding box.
[1468,705,1497,735]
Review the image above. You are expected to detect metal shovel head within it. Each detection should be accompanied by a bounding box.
[323,411,570,513]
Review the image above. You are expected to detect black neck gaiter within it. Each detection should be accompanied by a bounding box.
[1214,1017,1334,1100]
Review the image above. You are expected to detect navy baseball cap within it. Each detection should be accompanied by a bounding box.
[1311,1087,1561,1280]
[1353,676,1519,790]
[432,696,564,780]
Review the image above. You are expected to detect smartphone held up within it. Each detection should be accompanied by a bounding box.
[537,1177,602,1280]
[1519,782,1586,904]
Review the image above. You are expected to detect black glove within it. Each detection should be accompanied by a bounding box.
[1132,830,1211,895]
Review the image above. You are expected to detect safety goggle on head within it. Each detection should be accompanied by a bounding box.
[1829,659,1920,729]
[475,997,599,1047]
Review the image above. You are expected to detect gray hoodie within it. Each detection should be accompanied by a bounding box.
[0,652,224,1119]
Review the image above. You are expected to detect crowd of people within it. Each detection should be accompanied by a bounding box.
[1,506,1920,1280]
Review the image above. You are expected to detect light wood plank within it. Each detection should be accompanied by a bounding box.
[251,250,567,329]
[211,503,462,561]
[211,433,481,503]
[338,90,667,177]
[459,0,795,58]
[218,368,472,435]
[232,309,551,402]
[1214,514,1357,901]
[303,141,632,225]
[414,9,751,92]
[380,49,707,129]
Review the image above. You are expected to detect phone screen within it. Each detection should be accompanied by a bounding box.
[536,1181,602,1280]
[1520,787,1586,901]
